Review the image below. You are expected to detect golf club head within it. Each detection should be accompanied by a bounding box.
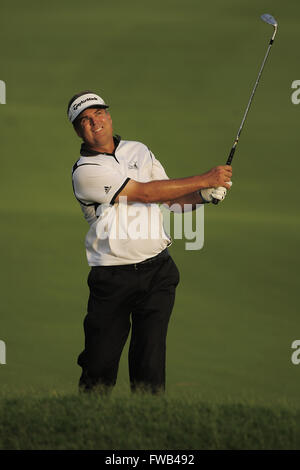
[261,14,278,27]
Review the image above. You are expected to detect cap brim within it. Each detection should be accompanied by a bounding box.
[73,104,109,124]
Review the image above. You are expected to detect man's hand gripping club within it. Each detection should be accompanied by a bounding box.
[199,165,232,203]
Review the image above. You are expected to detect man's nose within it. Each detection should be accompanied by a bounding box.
[91,116,103,127]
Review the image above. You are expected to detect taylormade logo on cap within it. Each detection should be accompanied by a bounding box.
[68,92,108,123]
[73,96,99,111]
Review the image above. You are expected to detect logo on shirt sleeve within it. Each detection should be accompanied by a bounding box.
[128,161,138,170]
[104,186,112,194]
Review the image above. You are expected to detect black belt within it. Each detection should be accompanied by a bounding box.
[136,248,169,267]
[93,249,170,271]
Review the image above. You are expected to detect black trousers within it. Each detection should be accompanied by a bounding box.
[77,250,180,393]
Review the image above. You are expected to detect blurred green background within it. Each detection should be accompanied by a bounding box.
[1,0,300,404]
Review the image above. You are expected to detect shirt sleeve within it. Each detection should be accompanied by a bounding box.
[73,164,130,205]
[79,203,98,226]
[149,150,169,181]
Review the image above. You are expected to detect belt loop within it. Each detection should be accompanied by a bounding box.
[134,264,138,271]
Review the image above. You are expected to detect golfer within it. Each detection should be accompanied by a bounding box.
[68,91,232,394]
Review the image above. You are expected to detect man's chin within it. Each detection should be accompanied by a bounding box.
[90,136,106,146]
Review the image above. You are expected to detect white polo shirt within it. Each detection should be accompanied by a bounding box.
[72,136,172,266]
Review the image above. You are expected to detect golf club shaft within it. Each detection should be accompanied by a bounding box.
[212,25,277,205]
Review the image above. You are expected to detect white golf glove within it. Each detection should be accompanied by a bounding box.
[200,182,232,203]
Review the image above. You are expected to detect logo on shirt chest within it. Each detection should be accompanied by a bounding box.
[104,186,112,194]
[128,161,138,170]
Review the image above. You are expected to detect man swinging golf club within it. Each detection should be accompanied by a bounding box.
[68,90,232,394]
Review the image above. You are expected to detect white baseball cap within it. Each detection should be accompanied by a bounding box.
[68,92,109,123]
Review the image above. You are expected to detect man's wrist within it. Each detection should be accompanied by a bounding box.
[198,189,210,204]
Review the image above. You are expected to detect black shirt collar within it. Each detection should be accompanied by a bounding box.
[80,135,121,157]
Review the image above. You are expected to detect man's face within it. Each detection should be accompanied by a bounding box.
[75,107,113,148]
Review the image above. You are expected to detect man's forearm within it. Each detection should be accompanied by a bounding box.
[116,166,232,204]
[142,175,211,203]
[164,191,205,211]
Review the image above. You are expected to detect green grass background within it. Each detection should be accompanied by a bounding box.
[1,391,300,450]
[1,0,300,416]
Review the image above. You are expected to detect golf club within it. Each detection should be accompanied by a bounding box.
[212,13,278,205]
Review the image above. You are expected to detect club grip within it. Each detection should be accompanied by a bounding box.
[212,144,236,206]
[226,145,236,166]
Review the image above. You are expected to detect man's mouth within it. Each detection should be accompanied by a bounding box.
[94,126,104,133]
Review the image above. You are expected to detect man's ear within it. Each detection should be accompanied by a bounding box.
[106,111,113,127]
[73,123,82,138]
